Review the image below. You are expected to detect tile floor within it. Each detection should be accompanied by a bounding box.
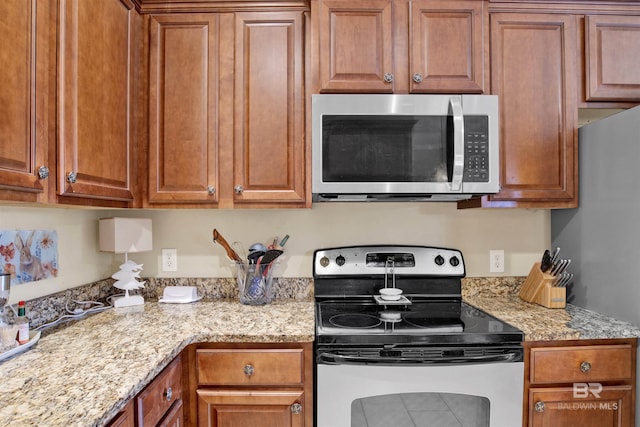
[351,392,490,427]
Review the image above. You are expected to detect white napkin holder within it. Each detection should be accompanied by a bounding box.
[159,286,202,303]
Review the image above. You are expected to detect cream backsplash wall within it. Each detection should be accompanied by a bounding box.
[0,203,550,303]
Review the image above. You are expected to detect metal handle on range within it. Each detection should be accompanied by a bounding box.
[448,96,464,192]
[318,351,517,365]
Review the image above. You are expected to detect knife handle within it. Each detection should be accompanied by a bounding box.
[213,229,243,263]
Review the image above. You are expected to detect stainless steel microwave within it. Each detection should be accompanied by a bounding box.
[312,94,500,202]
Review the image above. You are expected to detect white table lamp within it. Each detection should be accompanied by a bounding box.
[99,218,153,308]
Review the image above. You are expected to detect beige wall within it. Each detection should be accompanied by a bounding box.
[0,203,550,303]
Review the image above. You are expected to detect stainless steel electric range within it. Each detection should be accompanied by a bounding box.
[313,245,525,427]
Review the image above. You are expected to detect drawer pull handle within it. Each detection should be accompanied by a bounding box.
[580,361,592,373]
[383,73,394,83]
[164,387,173,401]
[244,364,255,377]
[534,401,545,412]
[291,402,303,414]
[412,73,423,83]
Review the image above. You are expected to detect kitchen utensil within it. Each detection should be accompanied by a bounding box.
[550,247,560,264]
[540,250,552,272]
[247,249,265,265]
[235,263,275,305]
[279,234,290,247]
[212,229,243,263]
[260,248,283,266]
[555,259,571,277]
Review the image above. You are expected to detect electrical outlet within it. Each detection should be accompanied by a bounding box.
[489,250,505,273]
[162,248,178,272]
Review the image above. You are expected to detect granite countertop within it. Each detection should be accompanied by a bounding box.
[462,277,640,341]
[1,278,640,427]
[0,301,315,427]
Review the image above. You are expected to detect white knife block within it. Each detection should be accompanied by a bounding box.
[519,262,566,309]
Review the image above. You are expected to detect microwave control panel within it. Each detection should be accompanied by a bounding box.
[463,116,489,182]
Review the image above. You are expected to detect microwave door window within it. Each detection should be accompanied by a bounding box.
[321,115,448,183]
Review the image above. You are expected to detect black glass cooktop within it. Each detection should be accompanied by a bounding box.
[316,298,524,346]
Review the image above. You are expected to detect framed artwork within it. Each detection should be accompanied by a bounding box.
[0,230,58,284]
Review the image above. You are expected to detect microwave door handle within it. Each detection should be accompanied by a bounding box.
[449,96,464,192]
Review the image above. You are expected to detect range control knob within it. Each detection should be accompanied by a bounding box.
[319,256,330,267]
[434,255,445,266]
[336,255,346,266]
[449,256,460,267]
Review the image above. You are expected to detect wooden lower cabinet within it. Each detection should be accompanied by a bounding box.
[184,342,313,427]
[524,339,637,427]
[106,400,135,427]
[136,355,184,426]
[197,390,304,427]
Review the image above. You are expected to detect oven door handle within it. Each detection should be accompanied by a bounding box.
[318,351,518,365]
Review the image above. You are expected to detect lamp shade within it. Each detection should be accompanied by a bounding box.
[99,218,153,254]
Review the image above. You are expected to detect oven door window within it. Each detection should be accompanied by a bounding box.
[321,115,453,183]
[351,392,489,427]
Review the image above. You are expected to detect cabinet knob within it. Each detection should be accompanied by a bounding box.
[164,387,173,401]
[37,166,50,180]
[243,364,254,377]
[580,361,592,373]
[234,185,244,195]
[534,401,545,412]
[207,185,216,195]
[66,171,77,184]
[383,73,394,83]
[412,73,423,83]
[291,402,303,415]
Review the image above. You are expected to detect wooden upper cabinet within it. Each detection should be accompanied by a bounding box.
[409,0,487,93]
[473,12,578,208]
[57,0,135,204]
[147,13,227,205]
[584,15,640,102]
[313,0,487,94]
[0,0,52,202]
[316,0,394,92]
[232,11,306,205]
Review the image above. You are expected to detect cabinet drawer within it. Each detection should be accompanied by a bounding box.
[197,349,304,386]
[530,345,633,384]
[136,355,183,426]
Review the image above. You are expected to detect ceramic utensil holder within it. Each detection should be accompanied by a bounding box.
[235,262,278,305]
[519,262,566,309]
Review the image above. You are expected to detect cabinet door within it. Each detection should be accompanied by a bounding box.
[57,0,135,203]
[197,390,305,427]
[410,0,487,93]
[487,13,578,207]
[316,0,394,92]
[585,15,640,102]
[0,0,51,202]
[106,400,135,427]
[529,386,633,427]
[232,12,306,204]
[147,13,230,205]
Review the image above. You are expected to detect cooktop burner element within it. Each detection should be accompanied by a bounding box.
[329,313,382,329]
